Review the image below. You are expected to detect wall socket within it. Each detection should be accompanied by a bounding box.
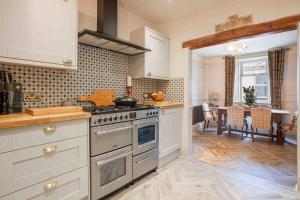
[23,92,41,102]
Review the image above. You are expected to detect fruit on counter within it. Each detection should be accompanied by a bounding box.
[151,91,165,102]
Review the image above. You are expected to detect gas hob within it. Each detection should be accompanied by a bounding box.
[83,104,159,126]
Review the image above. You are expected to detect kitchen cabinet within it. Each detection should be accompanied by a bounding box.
[3,167,88,200]
[159,107,182,166]
[131,27,169,79]
[0,0,78,69]
[0,119,89,199]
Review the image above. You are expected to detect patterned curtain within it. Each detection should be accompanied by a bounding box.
[225,56,235,107]
[268,48,286,109]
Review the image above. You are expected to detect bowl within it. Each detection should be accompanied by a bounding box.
[151,92,165,102]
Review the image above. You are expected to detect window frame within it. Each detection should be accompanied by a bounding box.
[235,55,271,104]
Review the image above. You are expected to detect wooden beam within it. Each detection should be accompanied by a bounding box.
[183,14,300,50]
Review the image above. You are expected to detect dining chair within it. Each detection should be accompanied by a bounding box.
[281,115,297,138]
[202,102,217,131]
[250,107,273,142]
[227,105,248,138]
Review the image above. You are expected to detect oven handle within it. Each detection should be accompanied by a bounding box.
[95,126,133,136]
[135,120,161,127]
[96,151,132,166]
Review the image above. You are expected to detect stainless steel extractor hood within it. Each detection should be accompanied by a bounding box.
[78,0,150,56]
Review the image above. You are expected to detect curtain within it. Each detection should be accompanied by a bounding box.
[268,48,286,109]
[225,56,235,107]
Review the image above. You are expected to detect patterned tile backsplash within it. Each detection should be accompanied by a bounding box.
[0,44,184,109]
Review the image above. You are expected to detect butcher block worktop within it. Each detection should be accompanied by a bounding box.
[143,101,184,109]
[0,107,91,129]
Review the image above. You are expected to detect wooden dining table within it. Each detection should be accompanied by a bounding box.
[216,107,290,145]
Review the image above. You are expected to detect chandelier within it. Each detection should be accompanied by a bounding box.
[227,41,248,55]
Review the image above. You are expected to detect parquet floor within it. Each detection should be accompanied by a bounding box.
[192,127,297,188]
[109,127,299,200]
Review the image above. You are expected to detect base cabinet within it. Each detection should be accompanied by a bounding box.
[0,119,89,200]
[159,107,182,166]
[1,167,88,200]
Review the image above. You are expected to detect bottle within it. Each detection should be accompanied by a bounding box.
[0,91,9,114]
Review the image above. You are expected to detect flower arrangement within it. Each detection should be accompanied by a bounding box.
[243,86,256,106]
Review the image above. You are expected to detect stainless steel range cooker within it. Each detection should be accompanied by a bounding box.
[84,105,160,200]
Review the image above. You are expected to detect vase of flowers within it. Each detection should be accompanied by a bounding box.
[243,86,256,106]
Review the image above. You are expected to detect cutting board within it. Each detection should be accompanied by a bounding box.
[78,90,116,106]
[26,106,83,116]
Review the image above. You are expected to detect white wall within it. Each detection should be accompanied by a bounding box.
[192,55,225,106]
[118,4,156,41]
[282,45,298,123]
[78,0,156,41]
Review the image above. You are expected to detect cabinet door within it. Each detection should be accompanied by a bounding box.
[0,152,13,197]
[145,30,169,78]
[159,108,182,159]
[0,0,77,69]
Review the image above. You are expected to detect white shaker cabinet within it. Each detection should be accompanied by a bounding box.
[0,119,89,200]
[159,107,182,167]
[131,27,169,79]
[0,0,78,69]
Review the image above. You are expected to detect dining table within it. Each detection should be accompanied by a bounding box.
[216,106,290,145]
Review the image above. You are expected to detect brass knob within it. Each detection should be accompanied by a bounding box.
[63,59,72,65]
[43,126,56,134]
[43,181,58,192]
[43,145,58,155]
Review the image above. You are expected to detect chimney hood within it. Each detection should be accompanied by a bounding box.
[78,0,150,56]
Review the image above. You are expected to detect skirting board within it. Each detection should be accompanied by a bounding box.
[158,149,181,168]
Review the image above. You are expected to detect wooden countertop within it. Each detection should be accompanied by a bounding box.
[143,101,184,109]
[0,111,91,129]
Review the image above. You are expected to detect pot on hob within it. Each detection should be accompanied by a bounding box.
[114,96,137,107]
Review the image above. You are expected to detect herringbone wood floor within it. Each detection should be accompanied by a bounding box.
[192,127,297,188]
[110,127,299,200]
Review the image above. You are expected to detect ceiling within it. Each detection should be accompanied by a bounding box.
[119,0,226,24]
[194,30,298,57]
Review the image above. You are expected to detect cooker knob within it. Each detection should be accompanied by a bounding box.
[103,117,107,122]
[113,116,118,121]
[97,118,102,123]
[150,112,153,115]
[124,114,128,119]
[146,112,149,116]
[119,115,123,120]
[109,117,112,121]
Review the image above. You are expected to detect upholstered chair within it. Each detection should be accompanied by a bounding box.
[202,102,218,131]
[250,107,273,142]
[227,105,248,138]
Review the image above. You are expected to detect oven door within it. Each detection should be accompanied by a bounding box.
[91,146,132,200]
[132,117,159,156]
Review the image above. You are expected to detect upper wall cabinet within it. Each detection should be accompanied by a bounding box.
[0,0,78,69]
[131,27,169,79]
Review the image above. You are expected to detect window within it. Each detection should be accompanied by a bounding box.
[235,56,270,104]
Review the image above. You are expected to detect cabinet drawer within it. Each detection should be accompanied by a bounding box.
[12,136,88,191]
[10,119,88,150]
[0,130,12,154]
[0,152,13,197]
[9,166,88,200]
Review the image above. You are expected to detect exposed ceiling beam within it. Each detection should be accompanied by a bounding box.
[183,14,300,50]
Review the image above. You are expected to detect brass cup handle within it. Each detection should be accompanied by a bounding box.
[43,145,58,155]
[43,126,56,134]
[43,181,58,192]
